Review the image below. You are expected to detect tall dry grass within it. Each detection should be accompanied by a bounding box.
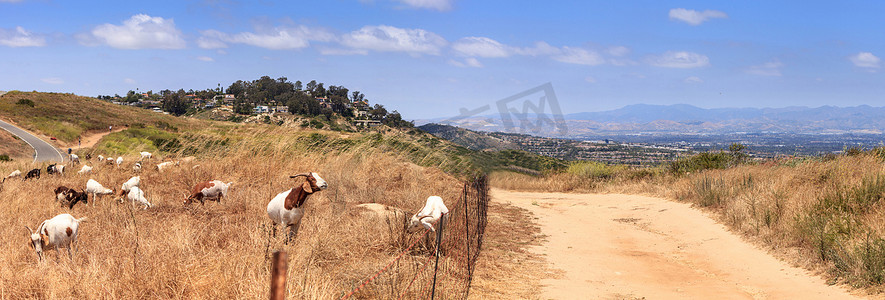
[0,127,465,299]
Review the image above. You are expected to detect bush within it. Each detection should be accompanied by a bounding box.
[15,99,34,107]
[669,151,734,174]
[567,161,626,179]
[0,154,10,162]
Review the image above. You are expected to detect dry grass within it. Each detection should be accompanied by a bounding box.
[489,154,885,293]
[0,126,469,298]
[467,201,548,299]
[0,129,30,160]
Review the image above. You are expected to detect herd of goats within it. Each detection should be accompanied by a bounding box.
[1,151,450,262]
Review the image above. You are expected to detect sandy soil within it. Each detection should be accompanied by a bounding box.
[59,127,126,149]
[492,188,864,300]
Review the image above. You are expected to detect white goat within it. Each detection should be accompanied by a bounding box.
[266,172,328,243]
[3,169,21,183]
[77,165,92,174]
[139,151,152,161]
[115,156,123,167]
[119,176,140,200]
[97,155,104,162]
[156,161,178,172]
[26,213,87,261]
[105,157,114,165]
[70,154,80,164]
[85,179,115,206]
[127,186,152,209]
[133,162,142,173]
[408,196,448,233]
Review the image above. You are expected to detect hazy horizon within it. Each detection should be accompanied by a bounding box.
[3,1,885,119]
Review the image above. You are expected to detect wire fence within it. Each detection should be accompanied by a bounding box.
[340,174,490,299]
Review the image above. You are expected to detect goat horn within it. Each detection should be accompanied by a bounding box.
[24,225,33,234]
[289,173,310,178]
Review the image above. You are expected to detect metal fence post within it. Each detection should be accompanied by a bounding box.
[430,214,445,300]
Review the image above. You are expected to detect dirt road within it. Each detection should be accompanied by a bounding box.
[492,189,863,300]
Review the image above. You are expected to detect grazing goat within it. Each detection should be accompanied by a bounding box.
[139,152,152,161]
[85,179,115,206]
[46,164,64,175]
[133,162,142,173]
[77,165,92,174]
[115,156,123,167]
[26,213,87,261]
[97,155,104,162]
[54,186,88,209]
[3,169,21,183]
[84,154,92,160]
[105,157,114,165]
[408,196,448,233]
[70,154,80,164]
[24,168,40,180]
[126,186,152,209]
[184,180,232,205]
[118,176,140,199]
[266,172,328,243]
[156,161,178,172]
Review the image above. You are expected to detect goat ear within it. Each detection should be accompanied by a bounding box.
[302,181,313,193]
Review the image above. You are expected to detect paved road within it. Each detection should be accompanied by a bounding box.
[0,119,65,163]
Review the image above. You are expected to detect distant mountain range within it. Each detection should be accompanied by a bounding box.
[418,104,885,138]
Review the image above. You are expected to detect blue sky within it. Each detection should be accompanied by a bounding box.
[1,0,884,119]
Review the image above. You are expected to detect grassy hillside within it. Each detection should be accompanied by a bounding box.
[418,123,519,151]
[0,92,503,298]
[0,91,188,143]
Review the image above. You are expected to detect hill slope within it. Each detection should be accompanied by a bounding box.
[0,91,189,143]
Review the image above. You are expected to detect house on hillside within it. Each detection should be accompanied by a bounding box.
[253,105,269,114]
[353,119,381,127]
[214,94,236,105]
[273,106,288,113]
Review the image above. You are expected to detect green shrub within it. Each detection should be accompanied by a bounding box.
[669,151,734,174]
[16,99,35,107]
[567,161,626,179]
[0,154,10,162]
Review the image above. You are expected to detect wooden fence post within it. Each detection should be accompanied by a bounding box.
[271,251,288,300]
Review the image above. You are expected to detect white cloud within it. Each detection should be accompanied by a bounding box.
[452,37,510,58]
[669,8,728,25]
[584,76,597,83]
[0,26,46,47]
[319,47,369,55]
[341,25,447,55]
[684,76,703,84]
[123,78,136,84]
[607,46,630,57]
[745,61,783,76]
[448,57,483,68]
[516,41,561,56]
[849,52,881,69]
[83,14,185,49]
[196,56,214,62]
[649,51,710,68]
[396,0,452,11]
[41,77,64,84]
[198,26,333,50]
[552,47,605,66]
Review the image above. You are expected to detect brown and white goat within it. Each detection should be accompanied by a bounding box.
[26,213,87,261]
[184,180,232,205]
[266,172,328,243]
